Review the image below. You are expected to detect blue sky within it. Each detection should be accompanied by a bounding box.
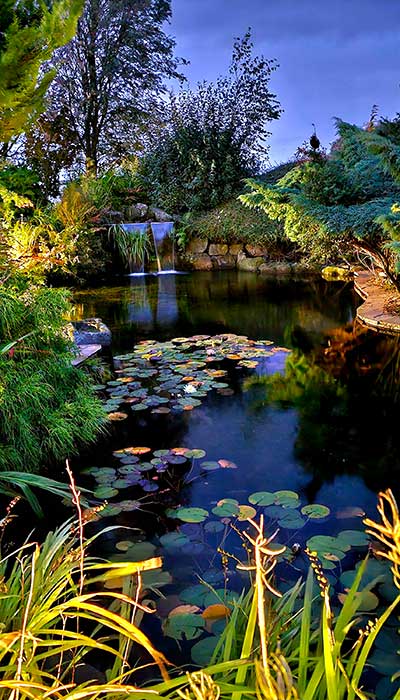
[169,0,400,164]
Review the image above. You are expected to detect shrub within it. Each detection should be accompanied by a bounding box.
[0,283,106,471]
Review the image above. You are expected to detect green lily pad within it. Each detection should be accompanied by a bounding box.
[337,530,369,547]
[212,499,240,518]
[174,507,209,523]
[301,504,330,519]
[248,491,275,506]
[237,505,257,521]
[94,486,119,499]
[159,532,191,549]
[278,511,306,529]
[163,613,205,640]
[191,636,219,666]
[200,461,220,471]
[274,490,300,507]
[185,449,206,459]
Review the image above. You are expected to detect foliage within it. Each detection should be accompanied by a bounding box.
[240,119,400,278]
[0,0,83,143]
[0,164,41,205]
[43,0,183,176]
[140,31,281,213]
[188,198,287,251]
[0,516,169,698]
[0,283,106,471]
[109,223,151,270]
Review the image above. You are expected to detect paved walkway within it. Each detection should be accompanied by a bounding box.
[354,271,400,334]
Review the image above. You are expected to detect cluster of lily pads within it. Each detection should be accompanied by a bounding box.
[96,334,283,418]
[85,446,238,517]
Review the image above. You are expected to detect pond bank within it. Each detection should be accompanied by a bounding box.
[354,270,400,335]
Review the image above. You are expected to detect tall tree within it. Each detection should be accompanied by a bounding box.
[45,0,183,176]
[140,31,282,212]
[0,0,83,143]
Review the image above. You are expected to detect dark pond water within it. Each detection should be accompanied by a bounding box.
[71,271,400,683]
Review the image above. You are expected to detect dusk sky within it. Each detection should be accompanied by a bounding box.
[169,0,400,165]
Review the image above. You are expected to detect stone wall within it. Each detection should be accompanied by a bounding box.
[182,238,312,275]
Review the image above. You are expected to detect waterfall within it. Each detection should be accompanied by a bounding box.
[150,222,175,273]
[120,223,149,275]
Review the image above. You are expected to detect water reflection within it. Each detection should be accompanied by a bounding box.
[73,271,356,352]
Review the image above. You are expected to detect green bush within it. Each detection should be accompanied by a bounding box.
[0,283,106,471]
[189,198,287,252]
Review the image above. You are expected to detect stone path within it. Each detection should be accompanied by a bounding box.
[354,270,400,334]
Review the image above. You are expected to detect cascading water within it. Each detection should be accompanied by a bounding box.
[150,222,175,273]
[120,223,149,275]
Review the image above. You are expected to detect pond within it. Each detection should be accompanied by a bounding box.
[72,271,400,685]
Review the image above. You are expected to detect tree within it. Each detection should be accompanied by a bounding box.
[43,0,183,177]
[240,119,400,285]
[0,0,83,144]
[140,31,282,212]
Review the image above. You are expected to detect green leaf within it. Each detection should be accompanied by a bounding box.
[248,491,275,506]
[163,613,205,640]
[174,507,209,523]
[301,504,330,519]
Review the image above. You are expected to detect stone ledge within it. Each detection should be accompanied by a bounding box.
[354,271,400,335]
[72,344,102,366]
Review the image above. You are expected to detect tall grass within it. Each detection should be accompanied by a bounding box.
[1,489,399,699]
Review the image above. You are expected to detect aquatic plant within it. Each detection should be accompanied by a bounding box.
[109,222,151,269]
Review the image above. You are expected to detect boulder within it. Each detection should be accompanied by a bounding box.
[209,243,228,256]
[211,254,236,269]
[149,206,173,222]
[191,254,213,271]
[259,262,293,275]
[187,238,209,254]
[237,256,264,272]
[128,203,148,219]
[229,244,244,256]
[245,244,268,257]
[71,318,112,346]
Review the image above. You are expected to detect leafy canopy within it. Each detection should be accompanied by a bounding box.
[140,31,282,212]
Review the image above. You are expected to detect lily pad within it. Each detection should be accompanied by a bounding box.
[174,507,209,523]
[237,505,257,521]
[163,613,205,641]
[94,486,119,499]
[191,636,219,666]
[212,499,240,518]
[248,491,275,506]
[159,532,191,549]
[301,504,330,519]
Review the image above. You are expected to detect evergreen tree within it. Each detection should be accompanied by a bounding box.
[0,0,83,144]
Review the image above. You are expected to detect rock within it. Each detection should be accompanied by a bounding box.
[237,256,264,272]
[191,254,213,271]
[71,318,112,346]
[209,243,228,256]
[229,244,243,256]
[237,250,247,264]
[128,203,148,219]
[245,244,268,257]
[211,254,236,269]
[187,238,209,254]
[259,262,293,275]
[149,206,173,222]
[322,266,353,282]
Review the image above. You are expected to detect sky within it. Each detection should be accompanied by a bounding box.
[168,0,400,165]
